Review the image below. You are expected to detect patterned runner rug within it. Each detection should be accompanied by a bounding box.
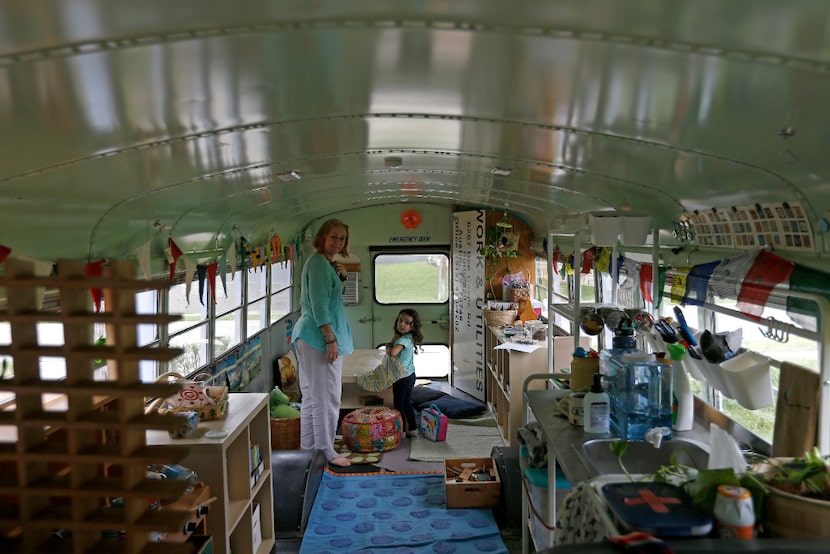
[300,470,508,553]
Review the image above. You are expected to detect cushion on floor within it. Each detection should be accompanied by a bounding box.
[410,385,447,406]
[340,406,403,452]
[419,394,486,419]
[410,385,487,419]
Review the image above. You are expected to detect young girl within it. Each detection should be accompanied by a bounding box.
[386,308,424,438]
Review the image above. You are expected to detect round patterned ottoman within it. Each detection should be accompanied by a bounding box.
[340,406,403,452]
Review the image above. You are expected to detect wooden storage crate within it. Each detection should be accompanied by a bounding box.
[444,457,501,509]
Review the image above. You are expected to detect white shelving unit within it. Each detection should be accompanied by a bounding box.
[147,393,275,554]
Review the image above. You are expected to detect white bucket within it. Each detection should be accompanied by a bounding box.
[588,214,622,246]
[621,215,653,245]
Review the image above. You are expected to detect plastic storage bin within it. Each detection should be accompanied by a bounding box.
[720,350,772,409]
[601,350,673,441]
[588,214,622,246]
[520,447,570,551]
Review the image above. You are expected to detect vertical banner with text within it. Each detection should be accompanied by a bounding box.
[451,210,486,401]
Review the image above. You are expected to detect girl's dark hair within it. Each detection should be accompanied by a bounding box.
[312,218,350,257]
[395,308,424,353]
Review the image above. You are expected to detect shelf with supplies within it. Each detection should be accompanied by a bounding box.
[146,392,275,554]
[485,325,588,446]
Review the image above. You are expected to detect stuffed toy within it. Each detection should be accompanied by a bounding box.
[269,386,300,419]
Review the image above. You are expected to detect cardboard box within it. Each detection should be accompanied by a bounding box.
[444,457,501,509]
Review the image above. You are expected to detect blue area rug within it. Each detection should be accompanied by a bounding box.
[300,470,508,554]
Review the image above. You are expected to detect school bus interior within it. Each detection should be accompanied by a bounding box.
[2,3,830,553]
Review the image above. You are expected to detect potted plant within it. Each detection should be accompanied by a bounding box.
[479,225,520,300]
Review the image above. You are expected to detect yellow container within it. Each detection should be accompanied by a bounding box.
[570,356,599,392]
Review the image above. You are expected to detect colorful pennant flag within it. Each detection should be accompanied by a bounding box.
[682,260,721,306]
[0,245,11,266]
[206,262,218,304]
[710,250,756,301]
[166,237,183,281]
[197,264,207,306]
[639,263,653,304]
[580,248,595,274]
[737,249,794,317]
[133,239,152,280]
[184,257,197,305]
[85,259,107,312]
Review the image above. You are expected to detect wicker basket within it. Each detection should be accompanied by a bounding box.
[270,417,301,450]
[763,486,830,538]
[146,371,229,421]
[483,309,517,327]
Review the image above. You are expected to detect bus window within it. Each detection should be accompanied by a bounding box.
[374,253,449,304]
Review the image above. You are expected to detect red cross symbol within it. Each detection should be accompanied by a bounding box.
[623,489,681,513]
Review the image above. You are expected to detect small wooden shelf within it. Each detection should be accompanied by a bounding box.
[146,393,275,554]
[485,326,589,445]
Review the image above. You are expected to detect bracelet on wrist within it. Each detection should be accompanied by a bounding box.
[326,338,337,344]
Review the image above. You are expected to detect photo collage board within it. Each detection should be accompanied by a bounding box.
[686,202,814,252]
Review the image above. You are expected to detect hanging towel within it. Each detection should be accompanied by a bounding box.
[554,481,610,545]
[357,354,408,392]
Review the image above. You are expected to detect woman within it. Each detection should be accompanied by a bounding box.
[292,218,354,467]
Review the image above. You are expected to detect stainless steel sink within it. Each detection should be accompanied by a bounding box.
[581,438,710,476]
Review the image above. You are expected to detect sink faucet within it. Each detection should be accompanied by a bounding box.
[644,427,668,448]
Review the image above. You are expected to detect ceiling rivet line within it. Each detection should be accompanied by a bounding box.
[0,113,805,216]
[0,18,828,74]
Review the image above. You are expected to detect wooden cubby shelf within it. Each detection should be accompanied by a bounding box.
[0,258,196,553]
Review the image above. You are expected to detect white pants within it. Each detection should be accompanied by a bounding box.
[294,339,343,461]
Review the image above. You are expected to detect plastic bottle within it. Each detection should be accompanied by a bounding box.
[714,485,755,538]
[667,343,694,432]
[583,373,610,433]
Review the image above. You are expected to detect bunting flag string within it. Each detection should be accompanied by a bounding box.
[0,244,11,266]
[227,239,237,280]
[197,264,207,306]
[133,239,152,280]
[639,263,653,304]
[183,257,197,305]
[736,249,794,318]
[271,234,282,263]
[84,259,107,312]
[710,250,756,301]
[616,257,641,307]
[206,262,218,304]
[219,251,228,298]
[166,237,183,281]
[787,262,830,332]
[580,247,594,274]
[655,266,668,310]
[681,260,721,306]
[669,270,689,304]
[594,247,611,273]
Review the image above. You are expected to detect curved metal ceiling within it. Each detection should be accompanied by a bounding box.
[1,1,829,267]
